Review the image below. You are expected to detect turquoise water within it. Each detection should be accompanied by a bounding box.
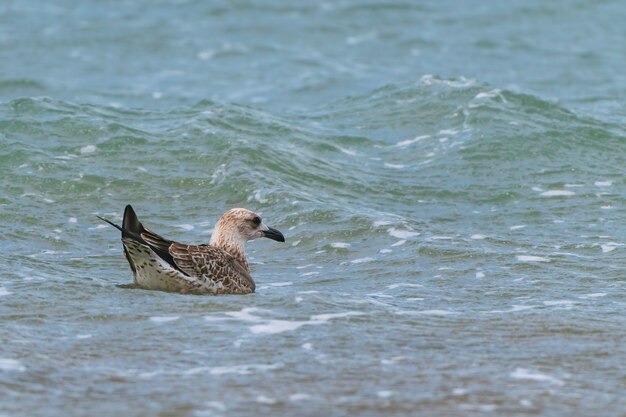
[1,1,625,416]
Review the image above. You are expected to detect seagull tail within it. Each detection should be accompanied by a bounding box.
[122,204,143,235]
[98,205,146,276]
[96,204,144,239]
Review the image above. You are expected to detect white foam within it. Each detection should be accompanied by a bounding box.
[601,243,620,253]
[331,242,350,248]
[197,50,216,60]
[68,217,77,223]
[474,89,502,100]
[395,135,430,147]
[442,127,461,135]
[516,255,550,263]
[579,293,607,299]
[594,181,612,187]
[216,307,264,322]
[137,370,161,379]
[255,395,277,405]
[510,368,564,386]
[421,309,458,316]
[601,244,616,253]
[391,240,406,247]
[269,282,292,287]
[176,224,194,231]
[367,293,394,299]
[373,220,392,227]
[351,257,374,264]
[379,249,392,254]
[338,147,357,156]
[300,272,319,277]
[150,316,180,323]
[510,225,526,231]
[76,334,92,339]
[386,283,423,289]
[401,309,459,316]
[301,343,313,350]
[206,363,282,376]
[311,312,363,321]
[541,190,575,197]
[381,356,404,365]
[346,32,377,45]
[249,320,305,335]
[487,305,537,313]
[420,74,476,87]
[475,271,485,278]
[248,311,363,335]
[377,390,393,398]
[471,234,486,240]
[203,401,226,411]
[80,145,97,154]
[384,163,405,169]
[387,228,419,239]
[543,300,577,308]
[519,399,533,408]
[289,393,312,401]
[0,358,25,372]
[0,287,11,297]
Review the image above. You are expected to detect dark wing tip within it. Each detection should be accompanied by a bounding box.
[123,205,142,234]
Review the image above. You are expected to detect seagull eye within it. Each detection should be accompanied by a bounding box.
[251,216,261,226]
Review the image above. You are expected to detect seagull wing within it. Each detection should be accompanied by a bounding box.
[168,243,256,294]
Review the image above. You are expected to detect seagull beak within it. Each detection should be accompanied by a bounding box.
[262,226,285,242]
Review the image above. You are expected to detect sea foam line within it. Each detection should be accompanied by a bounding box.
[205,308,364,335]
[510,368,564,386]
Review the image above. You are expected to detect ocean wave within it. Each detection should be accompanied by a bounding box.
[1,79,624,260]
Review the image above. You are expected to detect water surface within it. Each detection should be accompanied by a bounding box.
[1,1,625,416]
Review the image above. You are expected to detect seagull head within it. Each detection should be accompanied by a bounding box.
[211,208,285,246]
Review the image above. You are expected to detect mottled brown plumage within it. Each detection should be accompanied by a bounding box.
[98,205,285,295]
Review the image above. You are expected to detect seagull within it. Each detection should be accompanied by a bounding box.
[97,205,285,294]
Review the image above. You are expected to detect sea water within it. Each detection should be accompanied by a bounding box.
[1,1,625,416]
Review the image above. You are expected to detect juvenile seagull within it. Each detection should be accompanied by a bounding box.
[98,205,285,295]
